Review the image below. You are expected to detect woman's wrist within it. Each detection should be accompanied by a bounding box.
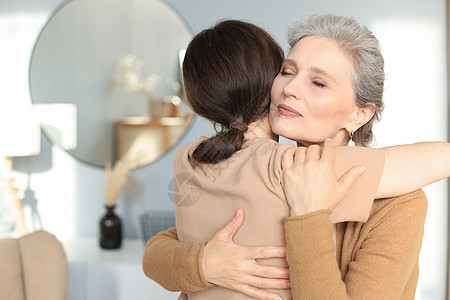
[290,206,306,217]
[289,201,326,217]
[285,209,332,221]
[200,242,215,286]
[290,208,320,217]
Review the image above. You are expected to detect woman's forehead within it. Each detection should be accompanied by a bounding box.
[286,36,353,83]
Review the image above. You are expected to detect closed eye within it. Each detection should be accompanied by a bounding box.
[280,66,295,76]
[281,71,293,76]
[280,70,295,76]
[312,81,325,88]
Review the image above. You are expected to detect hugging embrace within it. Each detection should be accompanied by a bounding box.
[143,14,450,300]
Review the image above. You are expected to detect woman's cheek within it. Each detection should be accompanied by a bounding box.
[307,96,352,120]
[270,78,284,102]
[307,99,338,118]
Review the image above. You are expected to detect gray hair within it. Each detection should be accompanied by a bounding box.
[288,14,385,146]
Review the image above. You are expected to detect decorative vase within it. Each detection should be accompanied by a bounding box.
[99,205,122,249]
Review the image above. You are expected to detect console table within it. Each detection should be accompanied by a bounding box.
[63,236,179,300]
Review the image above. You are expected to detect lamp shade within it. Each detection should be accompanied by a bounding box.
[34,103,77,151]
[0,102,41,157]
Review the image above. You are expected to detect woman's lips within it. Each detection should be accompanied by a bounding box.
[278,104,302,117]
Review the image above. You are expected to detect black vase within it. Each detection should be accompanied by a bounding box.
[99,205,122,249]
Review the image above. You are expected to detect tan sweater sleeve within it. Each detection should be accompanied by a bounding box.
[283,190,427,299]
[331,147,385,223]
[142,227,213,293]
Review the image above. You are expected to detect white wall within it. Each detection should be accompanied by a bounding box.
[2,0,447,299]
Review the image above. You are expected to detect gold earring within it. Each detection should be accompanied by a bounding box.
[348,129,355,146]
[213,122,223,134]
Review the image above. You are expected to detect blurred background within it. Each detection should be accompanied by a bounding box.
[0,0,447,299]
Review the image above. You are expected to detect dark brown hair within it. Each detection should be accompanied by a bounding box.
[183,20,284,165]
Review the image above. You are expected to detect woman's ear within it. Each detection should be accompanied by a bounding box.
[345,106,375,132]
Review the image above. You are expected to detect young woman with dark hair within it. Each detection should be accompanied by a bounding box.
[182,20,283,166]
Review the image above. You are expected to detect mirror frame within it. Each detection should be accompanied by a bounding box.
[29,0,195,169]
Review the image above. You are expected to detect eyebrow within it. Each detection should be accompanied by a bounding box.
[283,59,337,85]
[310,67,336,85]
[283,59,297,68]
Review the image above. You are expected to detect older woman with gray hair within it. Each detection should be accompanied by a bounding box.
[275,14,385,148]
[272,14,422,299]
[143,14,448,299]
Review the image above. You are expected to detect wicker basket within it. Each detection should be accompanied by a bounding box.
[139,210,175,244]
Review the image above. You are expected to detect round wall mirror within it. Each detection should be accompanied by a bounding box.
[30,0,194,168]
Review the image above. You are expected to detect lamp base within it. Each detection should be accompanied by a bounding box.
[0,157,28,236]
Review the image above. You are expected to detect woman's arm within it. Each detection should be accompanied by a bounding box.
[284,191,426,299]
[282,141,427,298]
[142,219,290,300]
[330,141,448,222]
[335,141,450,200]
[377,141,450,198]
[142,227,212,293]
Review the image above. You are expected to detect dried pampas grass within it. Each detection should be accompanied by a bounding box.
[104,159,140,207]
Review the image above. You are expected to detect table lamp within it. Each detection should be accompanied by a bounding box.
[0,102,41,236]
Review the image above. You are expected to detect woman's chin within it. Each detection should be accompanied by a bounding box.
[272,123,306,142]
[271,127,305,144]
[271,126,295,141]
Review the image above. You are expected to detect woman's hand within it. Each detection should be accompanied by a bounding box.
[203,209,290,300]
[282,138,366,217]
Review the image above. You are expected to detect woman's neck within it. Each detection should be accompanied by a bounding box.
[245,117,278,142]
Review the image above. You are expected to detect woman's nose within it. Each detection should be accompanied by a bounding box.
[283,77,302,100]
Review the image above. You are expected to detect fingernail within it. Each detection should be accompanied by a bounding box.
[288,281,291,287]
[359,166,366,174]
[234,210,240,219]
[274,297,282,300]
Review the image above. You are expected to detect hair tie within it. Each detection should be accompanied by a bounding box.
[229,121,248,132]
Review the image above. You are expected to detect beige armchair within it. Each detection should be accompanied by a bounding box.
[0,230,68,300]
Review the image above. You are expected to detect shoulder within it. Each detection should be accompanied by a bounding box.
[236,138,293,187]
[346,190,428,263]
[243,138,293,157]
[253,139,293,158]
[262,141,294,186]
[174,137,207,163]
[372,189,427,214]
[367,189,427,227]
[177,136,208,154]
[246,138,293,164]
[233,138,294,165]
